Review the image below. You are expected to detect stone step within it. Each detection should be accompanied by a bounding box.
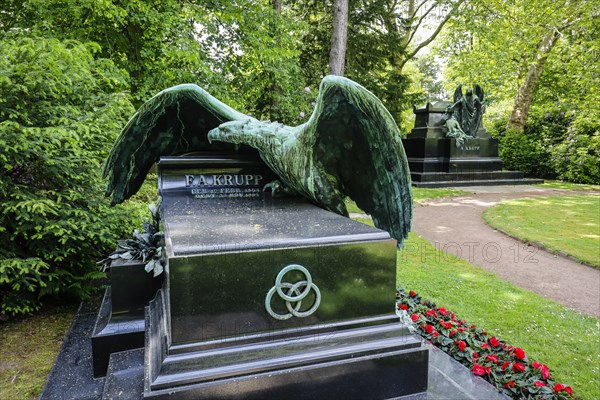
[411,170,525,182]
[152,322,422,390]
[101,349,144,400]
[412,178,544,188]
[91,287,146,377]
[144,289,428,399]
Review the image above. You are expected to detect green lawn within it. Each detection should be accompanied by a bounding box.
[0,306,75,400]
[397,232,600,400]
[537,180,600,191]
[484,194,600,268]
[346,187,466,214]
[413,187,467,203]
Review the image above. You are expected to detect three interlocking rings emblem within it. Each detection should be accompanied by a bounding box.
[265,264,321,320]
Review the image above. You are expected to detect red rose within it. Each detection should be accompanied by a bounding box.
[532,362,550,379]
[470,325,477,329]
[540,365,550,379]
[484,366,491,375]
[449,330,457,337]
[565,386,573,396]
[398,304,409,310]
[501,362,511,372]
[534,381,546,387]
[486,354,498,363]
[409,290,417,297]
[432,331,439,338]
[489,337,500,347]
[481,343,490,349]
[425,324,435,334]
[437,307,447,316]
[554,384,565,392]
[457,340,467,351]
[411,313,419,322]
[451,312,456,321]
[472,352,479,359]
[514,347,526,360]
[440,321,452,329]
[512,362,526,372]
[472,363,485,376]
[426,309,438,317]
[505,381,515,389]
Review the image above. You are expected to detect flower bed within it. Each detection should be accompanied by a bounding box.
[396,288,574,400]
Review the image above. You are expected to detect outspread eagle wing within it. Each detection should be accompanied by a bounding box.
[103,84,253,204]
[302,75,413,247]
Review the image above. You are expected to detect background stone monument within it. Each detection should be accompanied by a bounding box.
[402,85,542,187]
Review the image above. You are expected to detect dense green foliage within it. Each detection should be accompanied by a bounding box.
[0,35,146,315]
[492,106,600,183]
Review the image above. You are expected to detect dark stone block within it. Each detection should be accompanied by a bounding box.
[91,258,163,377]
[410,101,452,139]
[41,295,508,400]
[109,259,163,320]
[143,155,428,399]
[42,148,511,400]
[144,291,428,399]
[159,157,398,346]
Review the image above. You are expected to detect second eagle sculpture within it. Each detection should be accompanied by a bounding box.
[104,76,413,247]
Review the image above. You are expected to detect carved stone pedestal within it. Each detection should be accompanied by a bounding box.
[143,154,428,399]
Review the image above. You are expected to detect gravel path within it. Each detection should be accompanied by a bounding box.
[412,185,600,318]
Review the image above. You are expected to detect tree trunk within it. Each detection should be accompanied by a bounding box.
[507,28,562,132]
[329,0,348,76]
[268,0,282,120]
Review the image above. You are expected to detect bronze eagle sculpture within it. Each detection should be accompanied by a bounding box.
[103,76,413,247]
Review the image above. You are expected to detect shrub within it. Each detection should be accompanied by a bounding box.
[550,119,600,185]
[0,34,144,316]
[493,106,599,183]
[498,128,556,179]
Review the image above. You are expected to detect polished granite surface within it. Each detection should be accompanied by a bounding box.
[162,196,391,256]
[41,301,508,400]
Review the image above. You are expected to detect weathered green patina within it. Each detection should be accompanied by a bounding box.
[447,84,486,137]
[443,113,470,147]
[103,76,413,246]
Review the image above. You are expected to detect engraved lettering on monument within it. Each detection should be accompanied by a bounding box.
[184,173,264,199]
